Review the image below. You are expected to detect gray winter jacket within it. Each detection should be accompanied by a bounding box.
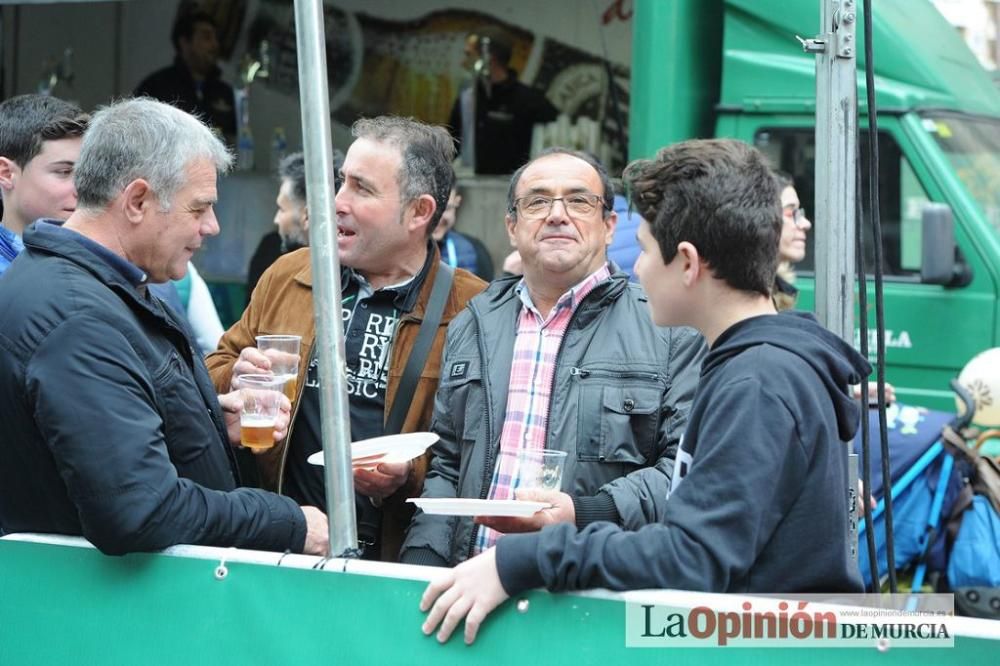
[400,270,705,566]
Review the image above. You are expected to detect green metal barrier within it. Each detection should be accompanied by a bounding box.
[1,537,997,665]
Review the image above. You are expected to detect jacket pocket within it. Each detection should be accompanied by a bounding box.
[153,352,215,466]
[434,358,485,493]
[577,372,662,465]
[437,358,484,439]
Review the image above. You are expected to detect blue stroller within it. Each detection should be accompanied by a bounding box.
[854,401,965,592]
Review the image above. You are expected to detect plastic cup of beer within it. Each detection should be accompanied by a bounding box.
[236,374,284,451]
[515,449,568,491]
[255,334,301,401]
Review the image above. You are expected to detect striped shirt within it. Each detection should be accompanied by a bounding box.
[475,263,612,552]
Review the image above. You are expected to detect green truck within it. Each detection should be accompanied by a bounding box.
[630,0,1000,411]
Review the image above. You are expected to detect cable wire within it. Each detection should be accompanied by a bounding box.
[862,0,897,592]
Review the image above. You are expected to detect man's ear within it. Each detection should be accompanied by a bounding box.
[120,179,153,224]
[676,241,702,287]
[505,213,518,248]
[0,156,21,191]
[603,210,618,247]
[301,206,310,232]
[407,194,435,234]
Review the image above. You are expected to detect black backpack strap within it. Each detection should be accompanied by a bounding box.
[384,262,454,435]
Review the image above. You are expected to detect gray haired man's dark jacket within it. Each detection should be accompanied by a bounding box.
[0,223,306,554]
[401,268,706,566]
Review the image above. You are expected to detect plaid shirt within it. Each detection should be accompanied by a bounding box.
[475,263,612,552]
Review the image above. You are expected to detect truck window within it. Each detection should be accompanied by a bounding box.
[922,113,1000,232]
[753,128,929,278]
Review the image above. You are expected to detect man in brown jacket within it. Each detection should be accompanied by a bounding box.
[207,116,485,560]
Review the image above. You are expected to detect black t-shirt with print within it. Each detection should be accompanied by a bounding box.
[282,250,434,549]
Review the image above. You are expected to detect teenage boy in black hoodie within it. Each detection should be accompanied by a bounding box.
[419,138,871,645]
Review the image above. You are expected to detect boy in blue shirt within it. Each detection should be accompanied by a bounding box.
[0,94,87,275]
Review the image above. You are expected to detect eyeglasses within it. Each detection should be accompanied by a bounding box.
[783,205,808,228]
[511,193,607,219]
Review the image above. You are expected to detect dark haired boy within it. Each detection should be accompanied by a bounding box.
[419,138,871,645]
[0,94,88,276]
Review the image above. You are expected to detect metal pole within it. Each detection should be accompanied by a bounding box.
[807,0,859,565]
[812,0,857,343]
[293,0,357,557]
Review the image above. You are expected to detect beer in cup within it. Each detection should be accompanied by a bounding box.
[236,374,285,451]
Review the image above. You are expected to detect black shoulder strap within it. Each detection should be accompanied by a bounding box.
[384,262,454,435]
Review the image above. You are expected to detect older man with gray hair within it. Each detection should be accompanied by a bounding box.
[0,98,328,556]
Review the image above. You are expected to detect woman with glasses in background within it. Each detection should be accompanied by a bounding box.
[773,172,812,311]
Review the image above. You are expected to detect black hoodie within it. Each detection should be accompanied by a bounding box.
[497,311,870,595]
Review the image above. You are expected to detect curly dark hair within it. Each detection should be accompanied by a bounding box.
[624,139,781,296]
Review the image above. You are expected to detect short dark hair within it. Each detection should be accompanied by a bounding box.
[506,147,615,220]
[0,94,88,168]
[278,149,344,205]
[351,116,456,236]
[171,11,216,51]
[773,170,794,191]
[623,139,781,296]
[474,27,514,67]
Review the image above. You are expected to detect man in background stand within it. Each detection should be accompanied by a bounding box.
[432,186,494,281]
[136,10,236,145]
[244,149,344,302]
[449,27,558,176]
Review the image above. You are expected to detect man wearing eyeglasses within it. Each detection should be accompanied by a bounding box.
[401,148,706,567]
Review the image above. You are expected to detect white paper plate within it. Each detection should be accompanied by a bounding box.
[307,432,438,467]
[406,498,550,517]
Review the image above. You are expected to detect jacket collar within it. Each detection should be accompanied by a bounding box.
[27,221,147,286]
[292,242,444,318]
[482,261,630,312]
[22,222,181,326]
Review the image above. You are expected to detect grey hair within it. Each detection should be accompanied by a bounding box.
[350,116,456,235]
[74,97,232,212]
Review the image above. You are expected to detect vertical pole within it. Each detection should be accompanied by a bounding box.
[812,0,860,563]
[813,0,857,342]
[293,0,357,557]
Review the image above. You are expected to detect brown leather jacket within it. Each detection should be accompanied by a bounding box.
[206,246,486,560]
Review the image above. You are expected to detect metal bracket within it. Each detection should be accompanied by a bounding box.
[800,0,856,58]
[833,0,857,58]
[797,35,827,54]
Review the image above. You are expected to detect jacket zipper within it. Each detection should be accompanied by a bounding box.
[465,286,605,559]
[468,301,495,560]
[568,368,662,382]
[542,289,610,450]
